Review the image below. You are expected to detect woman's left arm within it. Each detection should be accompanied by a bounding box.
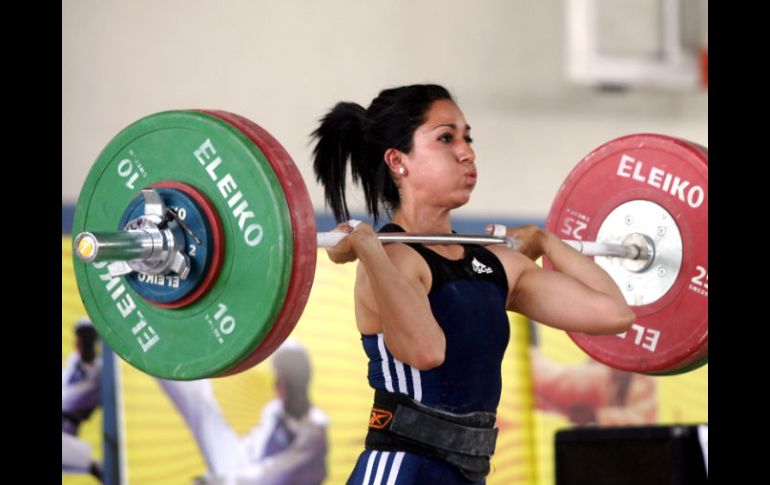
[498,226,635,335]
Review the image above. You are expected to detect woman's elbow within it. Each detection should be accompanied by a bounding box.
[411,338,446,370]
[589,301,635,335]
[412,353,444,371]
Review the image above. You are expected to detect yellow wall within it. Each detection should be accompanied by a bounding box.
[531,324,708,485]
[63,236,707,485]
[63,238,104,485]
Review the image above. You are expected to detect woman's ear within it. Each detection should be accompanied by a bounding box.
[384,148,407,175]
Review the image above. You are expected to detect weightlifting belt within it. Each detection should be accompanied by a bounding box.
[365,389,498,482]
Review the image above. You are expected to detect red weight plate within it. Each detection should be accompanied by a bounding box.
[646,343,708,375]
[545,134,708,373]
[666,140,708,372]
[685,141,709,165]
[646,348,708,376]
[199,111,318,376]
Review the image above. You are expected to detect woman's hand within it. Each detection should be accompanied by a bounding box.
[487,224,548,261]
[325,221,379,264]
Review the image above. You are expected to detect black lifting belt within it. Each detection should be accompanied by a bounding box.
[365,389,498,482]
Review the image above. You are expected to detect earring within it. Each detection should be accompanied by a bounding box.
[398,167,406,174]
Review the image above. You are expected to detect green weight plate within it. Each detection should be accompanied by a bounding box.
[73,111,293,379]
[201,111,318,377]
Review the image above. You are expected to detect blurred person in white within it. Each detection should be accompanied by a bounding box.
[61,317,104,482]
[159,339,329,485]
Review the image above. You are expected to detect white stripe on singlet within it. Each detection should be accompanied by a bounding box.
[385,451,405,485]
[377,334,394,392]
[410,367,422,402]
[373,451,391,485]
[362,450,378,485]
[393,359,408,394]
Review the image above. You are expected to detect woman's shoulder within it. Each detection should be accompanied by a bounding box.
[374,222,430,270]
[355,241,430,281]
[485,244,538,286]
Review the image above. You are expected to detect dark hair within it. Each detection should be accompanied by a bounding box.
[311,84,454,224]
[272,341,311,418]
[75,320,99,363]
[75,319,98,344]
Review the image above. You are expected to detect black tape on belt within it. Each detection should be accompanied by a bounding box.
[390,404,497,456]
[365,389,498,482]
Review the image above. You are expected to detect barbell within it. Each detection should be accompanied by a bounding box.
[71,110,707,379]
[77,219,649,260]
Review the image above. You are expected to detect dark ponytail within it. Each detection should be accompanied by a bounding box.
[311,102,368,223]
[311,84,454,224]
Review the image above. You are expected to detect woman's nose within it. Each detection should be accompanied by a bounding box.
[458,142,475,164]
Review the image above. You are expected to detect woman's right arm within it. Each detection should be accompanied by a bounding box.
[326,223,445,370]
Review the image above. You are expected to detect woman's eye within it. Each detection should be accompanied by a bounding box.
[438,133,453,143]
[464,136,474,144]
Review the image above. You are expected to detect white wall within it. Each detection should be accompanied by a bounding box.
[62,0,707,220]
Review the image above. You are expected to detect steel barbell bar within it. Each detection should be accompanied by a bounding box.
[74,212,651,272]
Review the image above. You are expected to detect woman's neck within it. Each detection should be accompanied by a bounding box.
[390,205,453,234]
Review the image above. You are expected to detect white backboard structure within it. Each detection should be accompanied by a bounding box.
[565,0,707,90]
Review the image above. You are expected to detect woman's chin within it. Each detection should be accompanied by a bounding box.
[449,195,472,209]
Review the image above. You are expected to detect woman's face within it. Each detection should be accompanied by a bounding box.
[402,99,477,209]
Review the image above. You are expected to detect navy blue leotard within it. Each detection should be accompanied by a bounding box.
[347,223,511,485]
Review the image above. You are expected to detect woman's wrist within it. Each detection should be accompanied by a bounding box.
[352,233,387,264]
[537,229,556,257]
